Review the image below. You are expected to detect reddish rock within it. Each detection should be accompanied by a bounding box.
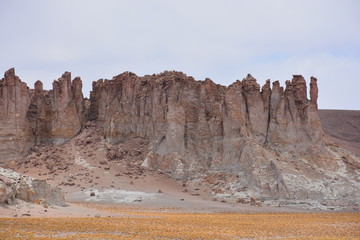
[27,71,85,145]
[49,72,85,144]
[0,69,85,166]
[310,76,318,105]
[89,71,324,180]
[0,68,33,166]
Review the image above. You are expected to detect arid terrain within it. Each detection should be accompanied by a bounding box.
[0,69,359,239]
[1,210,359,239]
[319,110,360,156]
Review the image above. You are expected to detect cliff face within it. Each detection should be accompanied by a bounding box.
[1,68,359,208]
[0,69,85,166]
[89,71,359,206]
[89,72,323,177]
[0,68,32,166]
[27,72,85,145]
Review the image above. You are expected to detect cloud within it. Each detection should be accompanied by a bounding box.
[0,0,359,109]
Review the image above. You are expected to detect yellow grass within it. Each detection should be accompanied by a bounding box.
[0,207,359,239]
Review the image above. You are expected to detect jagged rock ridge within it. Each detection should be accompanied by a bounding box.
[0,68,85,166]
[0,68,359,209]
[89,71,322,177]
[89,71,359,208]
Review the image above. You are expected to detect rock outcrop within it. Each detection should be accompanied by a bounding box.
[27,72,85,145]
[319,109,360,155]
[0,69,85,166]
[89,71,359,208]
[89,71,323,177]
[0,167,65,206]
[0,68,359,209]
[0,68,33,166]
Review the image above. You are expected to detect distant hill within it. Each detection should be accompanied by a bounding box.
[319,110,360,155]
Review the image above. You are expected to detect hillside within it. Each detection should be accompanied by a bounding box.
[319,110,360,156]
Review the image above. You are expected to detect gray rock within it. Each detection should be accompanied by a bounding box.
[0,167,65,206]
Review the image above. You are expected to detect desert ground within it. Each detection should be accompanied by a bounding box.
[1,210,359,239]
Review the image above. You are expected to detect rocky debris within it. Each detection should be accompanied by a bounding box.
[250,197,262,207]
[106,138,149,165]
[0,167,65,206]
[21,145,71,173]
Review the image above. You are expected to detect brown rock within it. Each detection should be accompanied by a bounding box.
[89,71,323,177]
[310,76,318,105]
[86,70,360,209]
[0,68,33,166]
[0,68,85,166]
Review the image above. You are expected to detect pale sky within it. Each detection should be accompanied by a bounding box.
[1,0,359,109]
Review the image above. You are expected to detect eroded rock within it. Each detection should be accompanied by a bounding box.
[0,167,65,206]
[0,68,85,166]
[0,68,359,210]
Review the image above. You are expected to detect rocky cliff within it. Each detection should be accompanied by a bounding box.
[89,72,323,178]
[0,68,359,209]
[0,69,85,166]
[89,71,359,208]
[0,68,33,166]
[27,71,85,145]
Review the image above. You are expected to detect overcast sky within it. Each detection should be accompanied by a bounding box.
[1,0,359,109]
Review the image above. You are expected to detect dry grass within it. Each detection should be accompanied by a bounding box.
[0,207,359,239]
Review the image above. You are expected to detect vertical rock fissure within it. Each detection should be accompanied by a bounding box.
[265,98,272,144]
[285,97,295,122]
[243,94,251,124]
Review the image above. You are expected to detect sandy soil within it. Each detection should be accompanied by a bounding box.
[2,212,359,239]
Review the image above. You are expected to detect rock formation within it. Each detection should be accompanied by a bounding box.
[0,167,65,206]
[27,72,85,145]
[0,68,359,209]
[0,69,85,166]
[89,71,323,177]
[89,71,359,208]
[0,68,33,166]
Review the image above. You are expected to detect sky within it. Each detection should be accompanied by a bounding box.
[0,0,359,109]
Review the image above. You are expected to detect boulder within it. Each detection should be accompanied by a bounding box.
[0,167,65,206]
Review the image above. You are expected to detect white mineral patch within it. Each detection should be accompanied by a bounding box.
[0,167,33,187]
[74,152,95,169]
[68,189,160,203]
[0,167,22,179]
